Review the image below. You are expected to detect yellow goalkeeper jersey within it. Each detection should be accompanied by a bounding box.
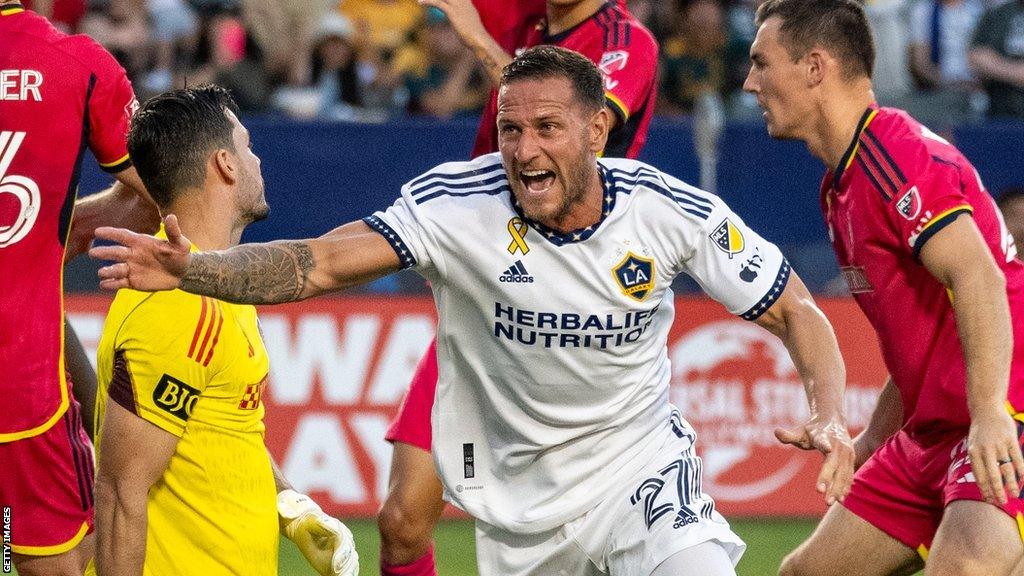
[94,231,277,576]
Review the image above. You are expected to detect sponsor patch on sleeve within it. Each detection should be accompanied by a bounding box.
[152,374,200,421]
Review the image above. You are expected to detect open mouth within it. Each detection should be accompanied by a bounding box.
[519,169,556,193]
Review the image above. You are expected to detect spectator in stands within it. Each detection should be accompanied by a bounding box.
[141,0,198,94]
[341,0,424,53]
[396,8,486,118]
[78,0,149,81]
[240,0,333,86]
[310,13,365,118]
[21,0,83,31]
[969,0,1024,119]
[658,0,728,115]
[866,0,913,106]
[998,187,1024,246]
[187,1,269,111]
[907,0,984,122]
[272,13,372,120]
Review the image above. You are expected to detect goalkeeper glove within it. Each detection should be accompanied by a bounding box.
[277,489,359,576]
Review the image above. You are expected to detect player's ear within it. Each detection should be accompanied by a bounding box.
[589,106,610,154]
[211,148,239,186]
[805,49,826,88]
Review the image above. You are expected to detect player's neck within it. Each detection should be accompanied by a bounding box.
[805,83,875,171]
[547,0,607,36]
[166,193,239,251]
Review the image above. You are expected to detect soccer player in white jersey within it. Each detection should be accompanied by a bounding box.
[91,46,855,576]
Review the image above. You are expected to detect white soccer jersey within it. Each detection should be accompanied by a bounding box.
[367,153,790,533]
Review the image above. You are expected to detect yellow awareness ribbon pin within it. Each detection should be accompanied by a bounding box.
[507,218,530,255]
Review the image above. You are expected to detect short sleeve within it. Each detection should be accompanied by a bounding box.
[887,163,973,259]
[599,28,658,125]
[364,192,435,273]
[684,199,790,321]
[85,43,137,172]
[107,294,215,437]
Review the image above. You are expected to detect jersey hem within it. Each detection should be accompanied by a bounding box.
[911,206,973,260]
[10,520,90,555]
[740,259,791,321]
[98,153,132,173]
[0,389,69,442]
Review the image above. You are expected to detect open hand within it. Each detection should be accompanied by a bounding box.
[775,414,855,505]
[89,214,192,292]
[968,409,1024,506]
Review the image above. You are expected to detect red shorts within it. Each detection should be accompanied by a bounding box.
[0,384,94,555]
[843,424,1024,554]
[385,338,438,452]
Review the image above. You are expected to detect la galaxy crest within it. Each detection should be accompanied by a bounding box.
[613,252,655,301]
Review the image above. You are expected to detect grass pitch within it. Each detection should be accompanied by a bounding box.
[279,517,820,575]
[5,517,824,574]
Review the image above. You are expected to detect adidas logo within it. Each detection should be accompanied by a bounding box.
[499,260,534,283]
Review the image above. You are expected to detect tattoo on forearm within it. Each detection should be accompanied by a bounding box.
[181,241,316,304]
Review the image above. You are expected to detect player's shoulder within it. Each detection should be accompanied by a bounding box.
[602,1,658,54]
[107,288,214,341]
[58,33,125,78]
[401,152,508,207]
[860,107,968,188]
[601,157,717,223]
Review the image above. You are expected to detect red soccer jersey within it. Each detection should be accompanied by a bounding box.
[821,105,1024,433]
[0,3,136,440]
[471,0,658,159]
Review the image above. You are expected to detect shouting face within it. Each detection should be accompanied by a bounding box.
[497,76,607,231]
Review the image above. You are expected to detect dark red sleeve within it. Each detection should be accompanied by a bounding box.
[81,38,136,172]
[596,23,658,124]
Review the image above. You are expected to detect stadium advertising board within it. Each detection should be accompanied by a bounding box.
[68,295,886,518]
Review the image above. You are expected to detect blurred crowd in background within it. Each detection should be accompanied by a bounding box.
[23,0,1024,125]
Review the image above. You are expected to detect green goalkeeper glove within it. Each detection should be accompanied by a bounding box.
[277,489,359,576]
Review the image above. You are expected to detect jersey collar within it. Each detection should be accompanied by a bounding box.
[832,104,879,191]
[155,223,200,253]
[511,163,616,246]
[543,1,615,44]
[0,2,25,15]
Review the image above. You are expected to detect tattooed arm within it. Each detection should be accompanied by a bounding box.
[91,216,402,304]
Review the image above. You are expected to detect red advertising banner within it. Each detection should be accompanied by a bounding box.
[67,294,886,518]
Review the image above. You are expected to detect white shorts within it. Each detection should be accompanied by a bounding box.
[474,418,746,576]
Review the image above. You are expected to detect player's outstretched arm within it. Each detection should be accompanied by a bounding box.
[920,214,1022,505]
[418,0,512,87]
[90,215,402,304]
[94,402,178,576]
[754,271,855,505]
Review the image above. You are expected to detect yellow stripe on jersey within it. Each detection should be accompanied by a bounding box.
[916,543,929,561]
[10,521,90,555]
[919,205,974,235]
[842,109,879,173]
[0,5,25,15]
[1016,512,1024,544]
[605,91,630,122]
[98,152,130,168]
